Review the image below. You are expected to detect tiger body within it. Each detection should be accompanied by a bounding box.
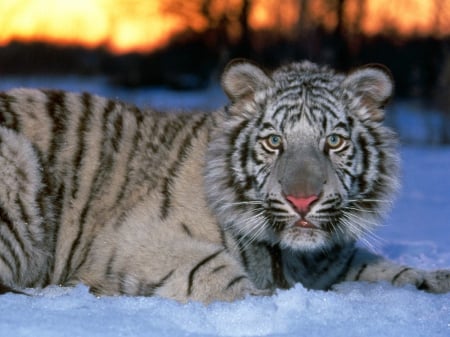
[0,60,449,303]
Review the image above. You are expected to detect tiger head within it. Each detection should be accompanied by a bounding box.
[205,60,399,251]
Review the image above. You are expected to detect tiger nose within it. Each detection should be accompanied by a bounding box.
[286,194,318,215]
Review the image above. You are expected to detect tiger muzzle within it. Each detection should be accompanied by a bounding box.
[278,145,326,217]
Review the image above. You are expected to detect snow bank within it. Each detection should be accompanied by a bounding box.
[1,282,449,337]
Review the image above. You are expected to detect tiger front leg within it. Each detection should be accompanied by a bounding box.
[83,235,270,303]
[343,248,450,293]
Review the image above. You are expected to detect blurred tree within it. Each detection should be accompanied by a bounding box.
[434,47,450,144]
[99,0,156,48]
[161,0,251,46]
[298,0,309,35]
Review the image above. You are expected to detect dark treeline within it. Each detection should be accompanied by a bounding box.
[0,29,449,102]
[0,31,448,102]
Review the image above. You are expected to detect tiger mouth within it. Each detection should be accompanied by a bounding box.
[294,219,318,229]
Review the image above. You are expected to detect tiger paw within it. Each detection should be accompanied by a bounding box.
[417,269,450,294]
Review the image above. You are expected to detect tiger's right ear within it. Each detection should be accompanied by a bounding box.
[341,64,394,121]
[221,59,272,102]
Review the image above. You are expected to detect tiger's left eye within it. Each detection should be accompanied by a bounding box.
[326,134,345,150]
[262,134,283,151]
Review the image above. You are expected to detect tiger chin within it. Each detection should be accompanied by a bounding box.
[0,59,449,304]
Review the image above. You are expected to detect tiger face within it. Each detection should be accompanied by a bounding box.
[205,60,399,251]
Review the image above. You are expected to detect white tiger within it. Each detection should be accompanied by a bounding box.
[0,59,448,303]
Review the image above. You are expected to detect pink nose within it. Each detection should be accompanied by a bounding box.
[286,194,318,214]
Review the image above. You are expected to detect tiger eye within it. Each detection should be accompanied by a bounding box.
[326,134,345,149]
[263,134,283,151]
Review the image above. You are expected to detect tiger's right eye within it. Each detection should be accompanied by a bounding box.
[262,134,283,152]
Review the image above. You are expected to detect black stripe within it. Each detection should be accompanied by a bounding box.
[346,146,356,161]
[238,133,252,189]
[356,133,370,193]
[0,240,16,277]
[160,115,208,219]
[321,196,340,206]
[392,267,411,284]
[138,269,174,296]
[335,170,350,193]
[317,98,339,119]
[211,265,226,273]
[268,244,289,289]
[333,121,348,132]
[81,100,118,202]
[158,117,186,145]
[251,148,264,165]
[342,167,356,180]
[69,235,96,279]
[15,197,37,248]
[181,223,192,237]
[105,250,117,279]
[354,263,368,281]
[62,93,94,281]
[111,110,124,152]
[226,275,248,290]
[48,184,65,280]
[187,249,223,296]
[0,207,27,267]
[272,104,289,120]
[225,120,251,202]
[118,271,127,294]
[260,122,276,131]
[276,85,304,102]
[43,90,68,277]
[0,231,23,277]
[255,168,270,190]
[0,92,19,130]
[217,223,228,250]
[347,115,354,129]
[45,90,68,164]
[321,115,328,131]
[71,92,92,200]
[110,105,144,211]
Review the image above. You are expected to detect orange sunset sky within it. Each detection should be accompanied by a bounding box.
[1,0,449,54]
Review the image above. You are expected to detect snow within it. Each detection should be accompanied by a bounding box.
[1,282,449,337]
[0,77,449,337]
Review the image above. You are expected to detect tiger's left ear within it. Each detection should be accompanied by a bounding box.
[221,59,272,102]
[342,64,393,122]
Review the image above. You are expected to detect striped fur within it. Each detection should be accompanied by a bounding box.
[0,60,448,303]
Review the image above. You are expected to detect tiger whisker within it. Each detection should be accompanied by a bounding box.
[229,200,264,206]
[347,198,392,204]
[343,206,379,214]
[339,212,385,251]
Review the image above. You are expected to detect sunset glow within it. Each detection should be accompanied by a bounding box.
[0,0,449,54]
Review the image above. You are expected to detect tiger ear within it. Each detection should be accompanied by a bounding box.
[221,59,272,102]
[342,64,393,122]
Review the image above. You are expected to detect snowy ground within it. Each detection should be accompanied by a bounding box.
[0,77,449,337]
